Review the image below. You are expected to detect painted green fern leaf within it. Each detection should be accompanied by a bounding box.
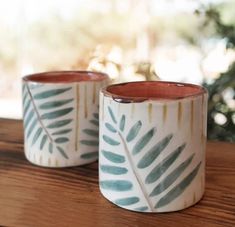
[22,84,73,159]
[149,153,195,196]
[100,105,202,211]
[156,162,201,208]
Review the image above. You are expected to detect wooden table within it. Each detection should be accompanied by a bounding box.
[0,119,234,227]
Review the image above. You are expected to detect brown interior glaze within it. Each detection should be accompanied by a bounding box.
[23,71,108,83]
[105,81,206,102]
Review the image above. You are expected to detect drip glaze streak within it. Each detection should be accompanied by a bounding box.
[92,82,96,104]
[148,103,152,123]
[84,84,88,118]
[191,100,194,137]
[75,84,80,151]
[178,102,182,127]
[0,119,234,227]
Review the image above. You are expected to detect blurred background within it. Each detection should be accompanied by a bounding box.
[0,0,234,141]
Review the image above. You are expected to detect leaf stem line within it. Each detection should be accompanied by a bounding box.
[25,84,53,143]
[118,132,154,212]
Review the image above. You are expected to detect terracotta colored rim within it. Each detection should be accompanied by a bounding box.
[102,81,207,102]
[23,71,109,84]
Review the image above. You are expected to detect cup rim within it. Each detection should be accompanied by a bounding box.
[102,81,207,103]
[22,70,109,84]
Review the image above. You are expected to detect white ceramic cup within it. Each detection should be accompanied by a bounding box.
[22,71,109,167]
[99,81,208,212]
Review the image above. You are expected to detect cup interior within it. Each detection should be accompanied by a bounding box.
[105,81,206,101]
[23,71,108,83]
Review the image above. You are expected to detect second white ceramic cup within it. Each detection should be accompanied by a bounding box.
[22,71,109,167]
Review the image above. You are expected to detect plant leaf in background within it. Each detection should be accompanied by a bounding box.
[196,6,235,142]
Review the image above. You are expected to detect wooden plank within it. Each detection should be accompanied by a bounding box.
[0,119,234,227]
[0,118,23,143]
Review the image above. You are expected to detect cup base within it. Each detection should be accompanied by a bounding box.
[24,152,97,168]
[99,186,205,213]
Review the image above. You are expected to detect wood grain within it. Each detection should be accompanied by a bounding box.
[0,118,234,227]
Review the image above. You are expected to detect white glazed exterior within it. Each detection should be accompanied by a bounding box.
[22,72,109,167]
[99,82,207,212]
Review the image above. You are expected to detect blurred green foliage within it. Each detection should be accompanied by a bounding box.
[199,6,235,142]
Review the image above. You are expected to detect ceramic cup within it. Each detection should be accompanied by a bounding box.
[99,81,208,212]
[22,71,109,167]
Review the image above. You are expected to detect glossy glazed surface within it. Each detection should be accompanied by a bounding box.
[99,83,208,212]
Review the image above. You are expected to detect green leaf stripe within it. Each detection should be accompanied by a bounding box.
[31,127,43,145]
[47,119,72,128]
[81,151,98,159]
[29,84,44,90]
[33,87,72,99]
[55,137,69,143]
[114,197,140,206]
[23,99,31,117]
[126,120,142,142]
[41,108,73,120]
[100,180,133,191]
[57,146,69,159]
[137,134,173,169]
[156,162,201,208]
[100,165,128,175]
[103,135,120,146]
[145,143,186,184]
[49,142,53,153]
[26,118,37,138]
[39,99,73,109]
[40,135,48,150]
[22,92,28,106]
[83,129,99,137]
[132,128,156,155]
[101,150,125,163]
[108,106,117,124]
[52,129,72,135]
[134,206,149,212]
[119,115,125,131]
[81,140,99,146]
[24,109,35,129]
[93,113,99,120]
[90,120,99,126]
[150,153,195,197]
[105,123,117,133]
